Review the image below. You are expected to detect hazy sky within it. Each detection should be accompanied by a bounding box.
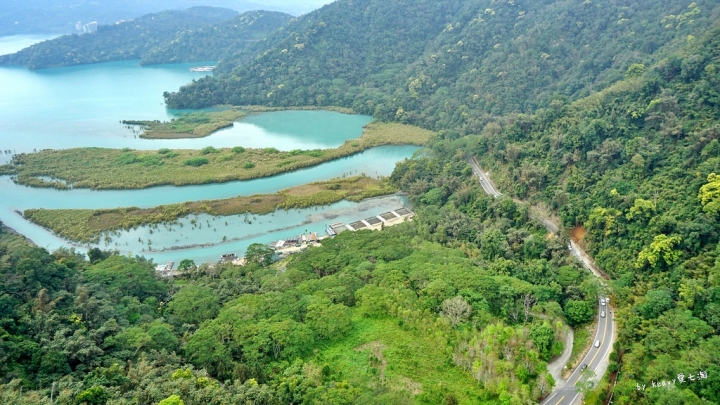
[253,0,336,15]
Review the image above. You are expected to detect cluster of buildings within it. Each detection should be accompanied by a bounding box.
[274,206,415,257]
[155,206,414,274]
[325,207,414,235]
[272,232,320,249]
[75,21,98,34]
[220,253,246,266]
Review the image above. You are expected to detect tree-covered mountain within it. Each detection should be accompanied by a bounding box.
[139,10,293,66]
[165,0,718,133]
[0,8,292,70]
[387,21,720,404]
[0,0,320,36]
[474,24,720,404]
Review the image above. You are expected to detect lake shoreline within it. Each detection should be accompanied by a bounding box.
[2,220,37,246]
[0,55,414,263]
[23,176,399,243]
[21,193,410,264]
[131,106,358,139]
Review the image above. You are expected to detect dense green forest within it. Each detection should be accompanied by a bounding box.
[165,0,718,132]
[138,11,293,66]
[0,8,292,70]
[0,176,596,405]
[383,20,720,404]
[447,24,720,404]
[5,0,720,404]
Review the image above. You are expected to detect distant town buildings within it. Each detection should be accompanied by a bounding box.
[75,21,98,34]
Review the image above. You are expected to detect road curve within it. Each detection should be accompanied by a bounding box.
[469,157,617,405]
[547,328,574,385]
[540,299,614,405]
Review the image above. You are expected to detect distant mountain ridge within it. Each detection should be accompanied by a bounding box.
[165,0,720,133]
[0,8,292,70]
[139,10,294,66]
[0,0,321,36]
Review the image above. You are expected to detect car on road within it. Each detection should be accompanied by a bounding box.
[600,298,605,306]
[580,364,588,371]
[594,340,601,348]
[601,310,605,318]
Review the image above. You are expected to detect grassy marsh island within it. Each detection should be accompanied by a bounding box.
[2,122,434,189]
[23,175,397,243]
[122,109,247,139]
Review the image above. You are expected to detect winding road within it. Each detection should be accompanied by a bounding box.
[468,157,617,405]
[541,296,614,405]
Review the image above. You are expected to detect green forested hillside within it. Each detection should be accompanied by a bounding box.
[165,0,718,133]
[5,1,720,404]
[422,23,720,404]
[139,11,293,66]
[0,189,595,405]
[0,8,291,69]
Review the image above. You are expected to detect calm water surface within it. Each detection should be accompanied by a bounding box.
[0,60,371,159]
[0,40,418,262]
[0,34,58,56]
[87,195,410,265]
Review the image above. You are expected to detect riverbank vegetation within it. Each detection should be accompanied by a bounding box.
[123,110,246,139]
[23,176,396,243]
[240,105,356,115]
[2,122,434,189]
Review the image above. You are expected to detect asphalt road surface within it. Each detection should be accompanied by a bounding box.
[469,157,617,405]
[468,157,502,198]
[540,299,615,405]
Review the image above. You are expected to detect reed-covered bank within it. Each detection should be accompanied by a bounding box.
[24,176,397,243]
[123,109,247,139]
[2,122,434,190]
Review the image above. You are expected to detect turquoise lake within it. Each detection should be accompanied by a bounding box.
[0,35,419,264]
